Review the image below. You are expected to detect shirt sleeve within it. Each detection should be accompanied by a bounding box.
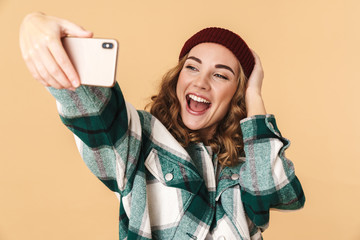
[47,83,143,195]
[239,114,305,230]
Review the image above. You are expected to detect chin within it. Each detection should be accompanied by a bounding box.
[183,119,211,132]
[183,122,202,131]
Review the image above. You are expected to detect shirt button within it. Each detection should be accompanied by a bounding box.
[217,236,226,240]
[231,173,239,180]
[165,173,173,181]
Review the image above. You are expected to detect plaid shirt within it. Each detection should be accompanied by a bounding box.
[49,83,305,240]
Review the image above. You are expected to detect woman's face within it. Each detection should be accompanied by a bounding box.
[176,42,240,140]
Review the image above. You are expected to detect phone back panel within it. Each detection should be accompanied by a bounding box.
[62,37,118,87]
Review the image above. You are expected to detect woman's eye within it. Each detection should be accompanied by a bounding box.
[186,65,198,71]
[214,73,228,80]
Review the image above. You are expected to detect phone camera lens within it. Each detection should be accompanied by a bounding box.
[102,42,114,49]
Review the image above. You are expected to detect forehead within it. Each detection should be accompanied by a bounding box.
[188,43,239,63]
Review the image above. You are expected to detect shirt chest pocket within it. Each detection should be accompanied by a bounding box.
[144,148,202,228]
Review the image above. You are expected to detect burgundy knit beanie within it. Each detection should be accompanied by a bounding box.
[179,27,255,78]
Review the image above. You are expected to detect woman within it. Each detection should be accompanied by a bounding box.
[20,12,305,240]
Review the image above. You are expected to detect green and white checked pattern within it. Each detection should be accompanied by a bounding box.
[49,83,305,240]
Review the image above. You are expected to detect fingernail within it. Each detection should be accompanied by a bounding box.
[72,80,80,88]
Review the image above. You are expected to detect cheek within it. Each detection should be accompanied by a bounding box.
[175,79,181,100]
[219,84,237,102]
[219,100,232,118]
[176,72,186,99]
[217,86,238,114]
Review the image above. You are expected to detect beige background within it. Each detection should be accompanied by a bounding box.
[1,0,359,239]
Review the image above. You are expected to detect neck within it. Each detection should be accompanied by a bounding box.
[198,125,217,144]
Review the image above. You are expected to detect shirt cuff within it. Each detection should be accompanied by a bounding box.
[240,114,282,141]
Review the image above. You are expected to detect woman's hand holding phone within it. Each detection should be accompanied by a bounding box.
[19,12,93,90]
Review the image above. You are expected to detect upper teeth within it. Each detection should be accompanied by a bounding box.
[188,94,210,103]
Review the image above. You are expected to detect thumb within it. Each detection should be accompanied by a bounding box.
[60,19,93,38]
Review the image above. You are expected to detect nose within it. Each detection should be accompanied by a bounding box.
[193,73,210,90]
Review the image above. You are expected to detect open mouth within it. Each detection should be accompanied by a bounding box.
[186,94,211,113]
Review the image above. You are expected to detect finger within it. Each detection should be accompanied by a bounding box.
[31,51,64,89]
[37,64,63,89]
[48,38,81,88]
[250,49,264,77]
[46,75,66,89]
[37,43,73,88]
[250,49,261,66]
[20,34,49,86]
[23,19,80,88]
[24,57,50,87]
[59,18,93,38]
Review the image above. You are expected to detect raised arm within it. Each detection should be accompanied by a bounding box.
[19,13,143,196]
[19,12,93,90]
[244,50,267,117]
[239,52,305,232]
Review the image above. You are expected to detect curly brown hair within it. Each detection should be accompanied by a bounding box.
[147,55,248,166]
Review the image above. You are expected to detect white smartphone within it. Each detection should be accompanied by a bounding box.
[62,37,119,87]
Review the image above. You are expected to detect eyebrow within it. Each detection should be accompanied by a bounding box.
[215,64,235,76]
[187,56,202,63]
[187,56,235,76]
